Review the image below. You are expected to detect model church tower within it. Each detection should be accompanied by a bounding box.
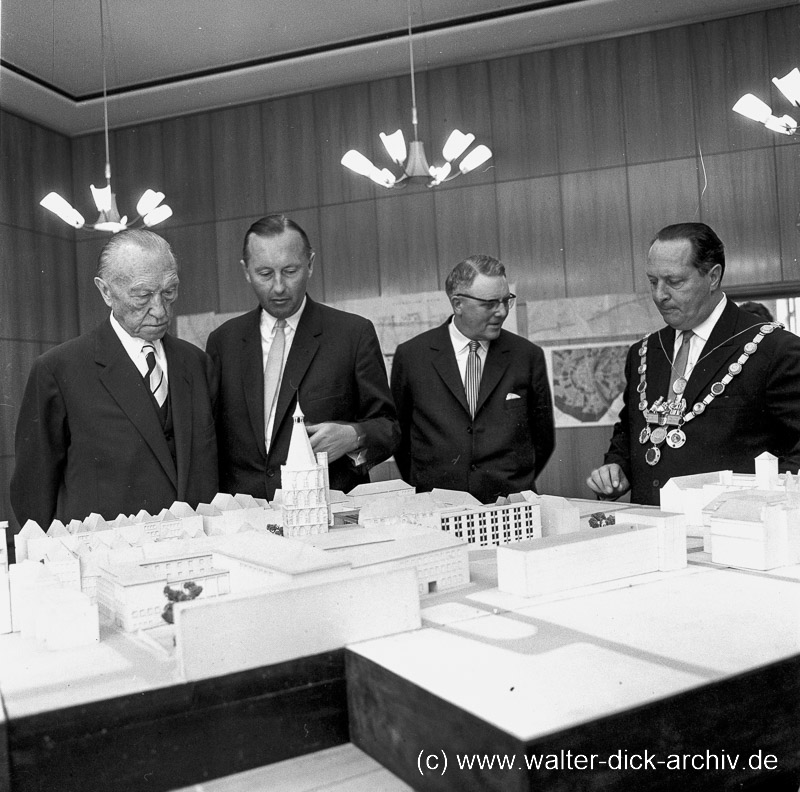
[281,404,330,537]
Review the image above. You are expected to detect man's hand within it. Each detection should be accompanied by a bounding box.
[305,422,359,463]
[586,463,631,499]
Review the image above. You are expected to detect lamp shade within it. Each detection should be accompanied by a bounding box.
[458,145,492,175]
[442,130,475,162]
[136,189,165,217]
[765,114,798,134]
[40,192,85,229]
[732,94,772,123]
[773,68,800,107]
[380,130,407,165]
[143,204,173,227]
[341,150,378,177]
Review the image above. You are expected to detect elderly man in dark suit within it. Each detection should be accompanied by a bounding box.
[391,254,555,503]
[588,222,800,506]
[11,230,218,528]
[206,214,398,501]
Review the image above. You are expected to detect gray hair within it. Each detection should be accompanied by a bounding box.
[445,255,506,299]
[97,229,177,280]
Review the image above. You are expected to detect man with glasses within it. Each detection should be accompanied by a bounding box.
[391,254,554,502]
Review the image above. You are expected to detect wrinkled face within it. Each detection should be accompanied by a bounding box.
[451,274,511,342]
[242,230,313,320]
[94,246,179,341]
[646,239,722,332]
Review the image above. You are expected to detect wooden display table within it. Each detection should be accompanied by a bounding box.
[3,540,800,791]
[348,550,800,790]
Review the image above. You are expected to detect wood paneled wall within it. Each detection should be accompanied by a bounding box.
[5,5,800,523]
[0,111,79,543]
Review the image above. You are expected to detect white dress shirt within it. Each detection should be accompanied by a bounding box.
[448,318,489,385]
[672,293,728,380]
[110,312,169,385]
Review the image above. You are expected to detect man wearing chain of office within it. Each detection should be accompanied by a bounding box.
[587,222,800,506]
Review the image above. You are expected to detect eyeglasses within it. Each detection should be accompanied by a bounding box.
[453,292,516,311]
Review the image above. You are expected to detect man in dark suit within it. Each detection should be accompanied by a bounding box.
[588,222,800,506]
[391,255,555,503]
[11,230,218,528]
[206,214,398,500]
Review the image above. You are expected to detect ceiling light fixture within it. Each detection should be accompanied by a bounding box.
[733,67,800,136]
[341,0,492,189]
[39,0,172,232]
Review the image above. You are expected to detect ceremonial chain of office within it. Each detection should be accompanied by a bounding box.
[636,322,782,466]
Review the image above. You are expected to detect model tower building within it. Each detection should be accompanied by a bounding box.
[281,404,330,537]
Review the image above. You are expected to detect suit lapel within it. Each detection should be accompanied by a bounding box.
[430,321,471,416]
[241,308,267,459]
[683,300,743,408]
[95,320,177,487]
[476,334,511,414]
[271,298,321,446]
[646,326,675,404]
[163,334,192,496]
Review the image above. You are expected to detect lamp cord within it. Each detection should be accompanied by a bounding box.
[100,0,111,184]
[407,0,419,139]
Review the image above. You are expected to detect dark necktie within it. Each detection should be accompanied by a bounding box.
[142,343,168,406]
[465,340,481,418]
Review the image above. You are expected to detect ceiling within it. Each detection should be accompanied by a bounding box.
[0,0,790,136]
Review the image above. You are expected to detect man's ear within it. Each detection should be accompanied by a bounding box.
[708,263,723,290]
[94,276,113,307]
[308,252,315,278]
[240,259,251,283]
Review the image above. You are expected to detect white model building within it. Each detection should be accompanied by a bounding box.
[197,492,280,536]
[497,519,686,598]
[281,405,329,537]
[357,488,541,548]
[439,495,542,548]
[346,479,415,506]
[702,489,800,570]
[97,543,231,632]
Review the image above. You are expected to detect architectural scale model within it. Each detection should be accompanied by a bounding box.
[281,405,331,536]
[497,515,687,598]
[703,489,800,570]
[660,453,784,533]
[658,452,800,570]
[359,489,542,548]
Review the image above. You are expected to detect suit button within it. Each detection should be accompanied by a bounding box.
[466,427,473,434]
[652,479,659,488]
[470,464,478,471]
[267,468,275,478]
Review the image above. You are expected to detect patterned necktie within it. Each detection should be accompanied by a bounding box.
[264,319,287,444]
[142,343,168,406]
[668,330,693,401]
[465,340,482,418]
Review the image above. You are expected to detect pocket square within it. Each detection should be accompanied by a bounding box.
[506,393,521,400]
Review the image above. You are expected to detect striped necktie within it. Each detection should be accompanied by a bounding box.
[142,343,168,406]
[465,340,481,418]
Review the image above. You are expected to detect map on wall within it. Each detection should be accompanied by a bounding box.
[527,292,661,343]
[175,288,519,377]
[544,342,630,428]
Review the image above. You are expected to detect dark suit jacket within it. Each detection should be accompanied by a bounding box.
[10,319,218,527]
[604,299,800,505]
[391,320,555,503]
[206,298,399,500]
